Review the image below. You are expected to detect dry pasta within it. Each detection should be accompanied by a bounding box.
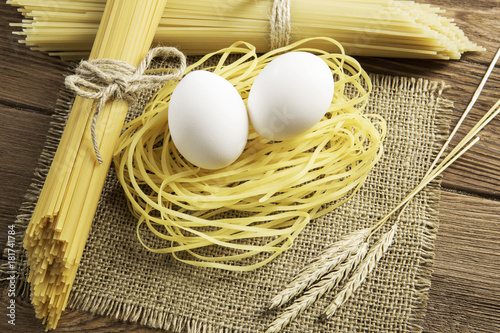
[114,37,386,271]
[22,0,167,330]
[8,0,484,60]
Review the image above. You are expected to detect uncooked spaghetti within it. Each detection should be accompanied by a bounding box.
[114,37,386,271]
[8,0,484,60]
[22,0,168,330]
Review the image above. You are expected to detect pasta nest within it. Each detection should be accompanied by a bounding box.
[114,37,386,271]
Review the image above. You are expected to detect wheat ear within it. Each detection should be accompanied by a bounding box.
[266,241,369,333]
[269,228,370,309]
[322,223,398,319]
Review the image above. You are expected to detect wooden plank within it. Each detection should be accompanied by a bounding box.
[0,295,162,333]
[0,106,51,248]
[0,4,69,113]
[423,190,500,333]
[441,144,500,197]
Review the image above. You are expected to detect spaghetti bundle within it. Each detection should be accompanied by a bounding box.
[8,0,483,60]
[114,38,386,271]
[22,0,168,329]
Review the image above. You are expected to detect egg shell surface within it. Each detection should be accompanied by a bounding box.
[168,70,248,169]
[247,51,334,140]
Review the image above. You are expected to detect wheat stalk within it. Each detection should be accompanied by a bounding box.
[266,224,396,333]
[269,228,370,309]
[266,131,482,331]
[322,223,398,318]
[265,47,500,332]
[266,241,370,333]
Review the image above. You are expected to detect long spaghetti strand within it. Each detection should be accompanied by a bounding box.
[8,0,484,60]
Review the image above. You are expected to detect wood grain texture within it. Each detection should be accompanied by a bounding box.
[0,0,499,332]
[423,190,500,333]
[0,4,68,113]
[0,107,51,248]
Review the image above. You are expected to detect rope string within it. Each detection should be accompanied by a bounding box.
[270,0,291,50]
[65,46,186,164]
[65,0,289,164]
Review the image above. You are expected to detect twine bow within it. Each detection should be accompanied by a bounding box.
[65,46,186,164]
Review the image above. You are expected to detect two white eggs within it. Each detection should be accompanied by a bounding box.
[168,51,335,169]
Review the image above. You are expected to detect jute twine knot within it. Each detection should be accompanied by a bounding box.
[270,0,291,50]
[65,46,186,164]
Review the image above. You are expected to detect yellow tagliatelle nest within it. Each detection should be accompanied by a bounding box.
[114,37,386,271]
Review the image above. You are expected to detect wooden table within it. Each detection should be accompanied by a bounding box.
[1,1,499,332]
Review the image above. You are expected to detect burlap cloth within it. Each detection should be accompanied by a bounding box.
[12,62,452,332]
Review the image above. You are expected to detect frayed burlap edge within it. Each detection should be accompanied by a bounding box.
[371,75,453,333]
[2,73,453,333]
[1,87,76,299]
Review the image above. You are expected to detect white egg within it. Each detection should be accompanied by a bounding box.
[247,51,334,140]
[168,70,248,169]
